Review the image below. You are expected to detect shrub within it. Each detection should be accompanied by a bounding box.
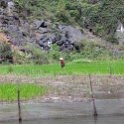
[106,35,119,44]
[22,43,49,64]
[0,40,13,63]
[48,44,60,62]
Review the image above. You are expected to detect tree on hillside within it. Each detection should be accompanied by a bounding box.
[82,0,124,43]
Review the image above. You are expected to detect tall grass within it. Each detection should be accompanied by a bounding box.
[0,83,47,102]
[0,60,124,76]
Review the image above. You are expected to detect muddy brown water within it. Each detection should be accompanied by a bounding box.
[0,98,124,124]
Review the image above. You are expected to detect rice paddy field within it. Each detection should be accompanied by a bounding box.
[0,60,124,76]
[0,83,47,102]
[0,60,124,102]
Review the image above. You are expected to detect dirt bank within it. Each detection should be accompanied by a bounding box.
[0,74,124,102]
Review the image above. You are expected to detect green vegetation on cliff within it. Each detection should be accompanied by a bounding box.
[82,0,124,43]
[15,0,124,43]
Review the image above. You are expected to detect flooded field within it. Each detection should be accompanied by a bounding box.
[0,74,124,124]
[1,115,124,124]
[0,98,124,124]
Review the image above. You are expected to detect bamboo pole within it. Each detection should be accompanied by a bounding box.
[89,74,98,116]
[18,82,22,122]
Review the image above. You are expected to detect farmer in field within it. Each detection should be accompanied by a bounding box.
[60,57,65,68]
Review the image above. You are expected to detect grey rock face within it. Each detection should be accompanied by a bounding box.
[9,38,19,46]
[34,20,47,29]
[113,49,122,56]
[116,21,124,45]
[0,1,7,8]
[59,25,84,41]
[39,27,48,34]
[0,3,84,54]
[8,1,14,9]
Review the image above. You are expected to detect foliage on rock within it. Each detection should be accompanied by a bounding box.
[82,0,124,43]
[14,0,124,43]
[0,41,13,63]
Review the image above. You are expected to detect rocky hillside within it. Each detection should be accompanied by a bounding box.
[13,0,124,44]
[0,0,84,55]
[0,0,124,63]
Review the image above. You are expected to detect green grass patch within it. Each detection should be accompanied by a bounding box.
[0,83,47,102]
[0,60,124,76]
[71,59,92,63]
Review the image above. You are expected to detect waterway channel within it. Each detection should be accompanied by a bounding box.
[0,98,124,124]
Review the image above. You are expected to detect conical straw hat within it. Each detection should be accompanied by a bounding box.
[60,57,63,60]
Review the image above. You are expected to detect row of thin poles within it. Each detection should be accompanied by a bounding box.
[17,74,98,123]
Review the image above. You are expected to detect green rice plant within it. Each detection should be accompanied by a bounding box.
[7,66,14,73]
[0,60,124,76]
[72,59,92,63]
[0,83,48,103]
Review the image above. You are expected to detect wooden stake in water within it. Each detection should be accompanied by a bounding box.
[18,83,22,122]
[89,74,98,116]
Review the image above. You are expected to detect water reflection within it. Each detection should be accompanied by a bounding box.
[0,99,124,124]
[94,116,98,124]
[1,115,124,124]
